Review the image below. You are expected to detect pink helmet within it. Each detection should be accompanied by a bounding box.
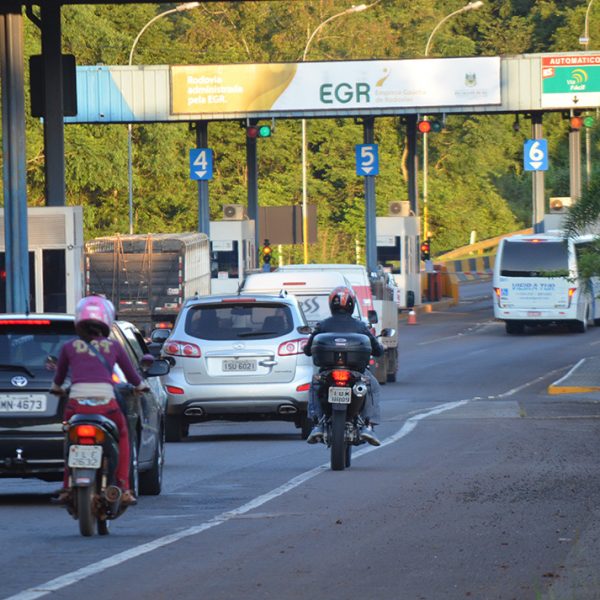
[75,295,114,336]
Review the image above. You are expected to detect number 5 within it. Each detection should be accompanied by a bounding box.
[360,145,375,166]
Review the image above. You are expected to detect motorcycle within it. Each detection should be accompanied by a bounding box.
[310,332,375,471]
[53,387,134,536]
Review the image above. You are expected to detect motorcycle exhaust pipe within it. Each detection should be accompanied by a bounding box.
[352,383,368,397]
[104,485,122,503]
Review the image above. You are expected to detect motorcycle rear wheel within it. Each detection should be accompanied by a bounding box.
[77,486,95,537]
[330,411,346,471]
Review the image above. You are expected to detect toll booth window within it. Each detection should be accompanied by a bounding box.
[0,252,36,313]
[376,237,401,274]
[43,249,66,312]
[210,240,239,279]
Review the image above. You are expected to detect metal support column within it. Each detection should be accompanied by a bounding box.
[195,121,210,235]
[363,117,377,275]
[569,126,582,203]
[531,112,545,234]
[41,3,65,206]
[246,122,259,256]
[1,5,30,312]
[406,115,419,218]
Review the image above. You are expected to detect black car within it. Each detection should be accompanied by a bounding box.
[0,315,170,495]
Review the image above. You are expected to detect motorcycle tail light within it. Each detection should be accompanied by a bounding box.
[331,370,351,386]
[70,424,105,444]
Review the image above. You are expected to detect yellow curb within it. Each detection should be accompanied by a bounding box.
[548,385,600,395]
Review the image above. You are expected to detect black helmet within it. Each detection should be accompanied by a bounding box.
[328,286,356,315]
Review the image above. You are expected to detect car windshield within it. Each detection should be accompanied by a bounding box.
[0,321,74,371]
[184,303,294,340]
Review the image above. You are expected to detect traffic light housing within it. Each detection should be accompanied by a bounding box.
[420,239,431,261]
[417,119,443,134]
[262,239,272,264]
[247,124,272,138]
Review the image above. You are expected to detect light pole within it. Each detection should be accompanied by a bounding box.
[579,0,596,188]
[127,2,200,234]
[422,1,483,240]
[300,2,377,263]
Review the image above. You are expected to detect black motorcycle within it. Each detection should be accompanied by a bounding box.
[62,407,129,536]
[310,332,374,471]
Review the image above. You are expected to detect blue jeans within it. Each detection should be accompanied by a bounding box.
[308,369,381,425]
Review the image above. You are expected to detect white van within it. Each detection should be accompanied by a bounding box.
[239,270,365,326]
[493,233,599,334]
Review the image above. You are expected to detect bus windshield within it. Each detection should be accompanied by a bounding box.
[500,240,569,277]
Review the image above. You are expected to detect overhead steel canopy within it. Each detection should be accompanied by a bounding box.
[66,52,600,125]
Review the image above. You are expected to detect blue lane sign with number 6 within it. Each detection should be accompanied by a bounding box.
[356,144,379,176]
[190,148,213,180]
[524,139,548,171]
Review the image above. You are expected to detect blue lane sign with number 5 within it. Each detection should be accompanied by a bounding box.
[190,148,213,180]
[524,139,548,171]
[356,144,379,176]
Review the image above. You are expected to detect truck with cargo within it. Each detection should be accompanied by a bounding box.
[277,264,399,383]
[85,233,210,334]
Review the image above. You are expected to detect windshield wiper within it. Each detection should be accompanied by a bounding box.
[0,364,35,378]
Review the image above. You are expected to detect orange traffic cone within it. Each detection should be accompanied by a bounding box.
[407,309,417,325]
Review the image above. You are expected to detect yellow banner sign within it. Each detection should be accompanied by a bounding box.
[171,64,297,114]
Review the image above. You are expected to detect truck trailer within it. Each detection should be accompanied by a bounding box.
[85,233,210,334]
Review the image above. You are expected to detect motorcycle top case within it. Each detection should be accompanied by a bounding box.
[311,333,371,370]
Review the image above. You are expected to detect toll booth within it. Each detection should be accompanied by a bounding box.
[209,217,256,294]
[0,206,84,313]
[376,214,421,309]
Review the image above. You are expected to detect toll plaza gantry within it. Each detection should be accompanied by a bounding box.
[1,1,600,312]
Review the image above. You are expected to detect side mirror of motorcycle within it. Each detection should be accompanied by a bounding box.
[297,325,312,335]
[144,358,171,377]
[368,310,378,325]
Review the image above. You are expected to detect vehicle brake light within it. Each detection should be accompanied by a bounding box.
[70,424,105,444]
[278,338,308,356]
[331,370,351,386]
[296,383,311,392]
[0,319,51,325]
[568,287,577,307]
[493,287,502,306]
[165,385,185,395]
[163,340,201,358]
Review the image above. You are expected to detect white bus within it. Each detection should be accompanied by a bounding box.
[493,233,599,334]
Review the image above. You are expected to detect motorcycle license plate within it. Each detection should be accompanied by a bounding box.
[68,445,102,468]
[328,387,351,404]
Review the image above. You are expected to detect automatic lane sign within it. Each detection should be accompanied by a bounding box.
[356,144,379,176]
[524,139,548,171]
[190,148,213,180]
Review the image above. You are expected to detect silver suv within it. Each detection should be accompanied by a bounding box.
[161,293,313,442]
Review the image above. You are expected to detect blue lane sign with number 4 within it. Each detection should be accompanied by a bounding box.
[356,144,379,176]
[524,139,548,171]
[190,148,213,180]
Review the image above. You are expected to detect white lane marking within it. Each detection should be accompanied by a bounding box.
[1,396,493,600]
[549,359,586,387]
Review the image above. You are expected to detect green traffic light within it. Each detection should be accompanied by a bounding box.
[430,121,443,133]
[258,125,271,137]
[583,116,595,128]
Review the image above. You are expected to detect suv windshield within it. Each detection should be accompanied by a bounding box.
[0,320,74,371]
[184,303,293,340]
[501,241,569,277]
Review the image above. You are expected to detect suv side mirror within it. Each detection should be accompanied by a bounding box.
[150,328,171,344]
[297,325,312,335]
[368,310,378,325]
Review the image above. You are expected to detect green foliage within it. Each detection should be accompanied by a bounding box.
[2,0,597,264]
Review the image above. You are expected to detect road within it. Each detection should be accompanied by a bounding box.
[2,284,600,600]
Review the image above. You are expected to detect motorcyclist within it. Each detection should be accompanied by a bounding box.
[51,295,147,506]
[303,286,384,446]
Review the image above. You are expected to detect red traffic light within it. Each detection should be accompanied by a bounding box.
[570,116,584,130]
[417,120,432,134]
